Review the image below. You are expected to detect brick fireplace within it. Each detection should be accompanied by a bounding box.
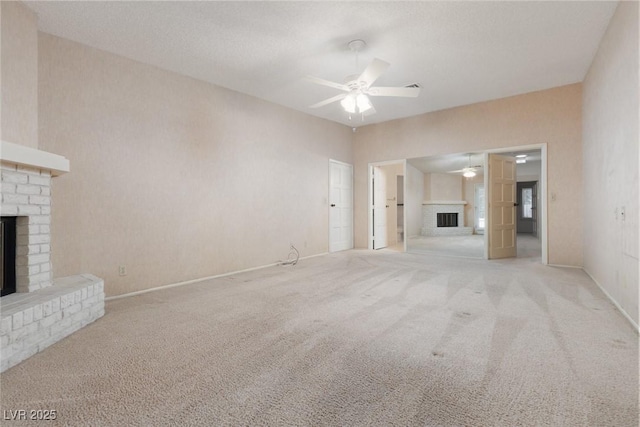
[1,163,54,293]
[421,201,473,236]
[1,141,105,372]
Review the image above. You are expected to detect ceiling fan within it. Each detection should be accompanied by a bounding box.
[305,40,420,118]
[448,154,483,178]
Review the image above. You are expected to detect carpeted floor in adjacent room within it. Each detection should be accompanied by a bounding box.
[1,249,638,426]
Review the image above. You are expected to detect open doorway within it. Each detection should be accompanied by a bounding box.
[517,181,538,236]
[484,148,544,261]
[369,161,405,251]
[402,144,546,263]
[405,153,485,259]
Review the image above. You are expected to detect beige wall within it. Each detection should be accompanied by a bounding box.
[462,174,483,228]
[427,173,462,201]
[354,84,583,266]
[582,1,639,326]
[422,173,431,201]
[38,34,352,296]
[405,163,424,238]
[1,1,38,148]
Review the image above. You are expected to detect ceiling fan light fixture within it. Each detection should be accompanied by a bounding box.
[307,39,418,120]
[516,159,527,164]
[463,170,476,178]
[356,93,372,113]
[341,94,356,114]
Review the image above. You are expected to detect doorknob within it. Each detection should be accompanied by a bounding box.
[514,203,520,207]
[330,204,336,207]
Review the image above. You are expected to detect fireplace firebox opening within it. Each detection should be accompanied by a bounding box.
[437,213,458,228]
[1,216,17,297]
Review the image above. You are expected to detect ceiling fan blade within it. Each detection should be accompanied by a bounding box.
[309,93,348,109]
[447,169,466,174]
[358,58,390,88]
[304,75,349,92]
[368,87,420,97]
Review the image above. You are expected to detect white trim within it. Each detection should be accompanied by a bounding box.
[327,158,352,167]
[0,140,70,176]
[106,252,329,302]
[484,153,490,259]
[583,268,639,333]
[402,160,408,253]
[370,158,407,167]
[368,165,374,250]
[540,144,548,265]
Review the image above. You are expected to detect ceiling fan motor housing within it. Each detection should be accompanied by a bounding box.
[348,39,366,52]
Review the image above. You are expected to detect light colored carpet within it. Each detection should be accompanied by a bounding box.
[407,233,541,260]
[408,234,486,258]
[1,250,638,426]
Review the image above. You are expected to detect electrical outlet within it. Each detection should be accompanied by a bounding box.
[119,266,126,276]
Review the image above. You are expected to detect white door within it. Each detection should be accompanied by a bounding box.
[373,166,388,249]
[329,160,353,252]
[488,154,517,259]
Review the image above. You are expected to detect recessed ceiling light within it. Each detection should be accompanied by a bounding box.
[516,154,527,158]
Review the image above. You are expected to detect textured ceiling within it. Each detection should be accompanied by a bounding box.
[26,1,617,128]
[408,150,541,175]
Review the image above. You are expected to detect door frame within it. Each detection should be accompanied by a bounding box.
[484,143,548,264]
[368,159,406,251]
[328,159,354,253]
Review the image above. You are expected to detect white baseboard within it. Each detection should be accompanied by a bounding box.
[583,268,639,333]
[106,252,329,302]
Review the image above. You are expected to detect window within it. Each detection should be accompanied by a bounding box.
[475,185,485,230]
[522,188,533,218]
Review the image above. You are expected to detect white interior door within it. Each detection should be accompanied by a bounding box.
[373,166,388,249]
[329,160,353,252]
[488,154,517,259]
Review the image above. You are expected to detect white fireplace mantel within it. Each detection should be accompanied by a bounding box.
[0,140,69,176]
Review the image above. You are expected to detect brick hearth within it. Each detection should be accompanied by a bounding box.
[1,141,104,372]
